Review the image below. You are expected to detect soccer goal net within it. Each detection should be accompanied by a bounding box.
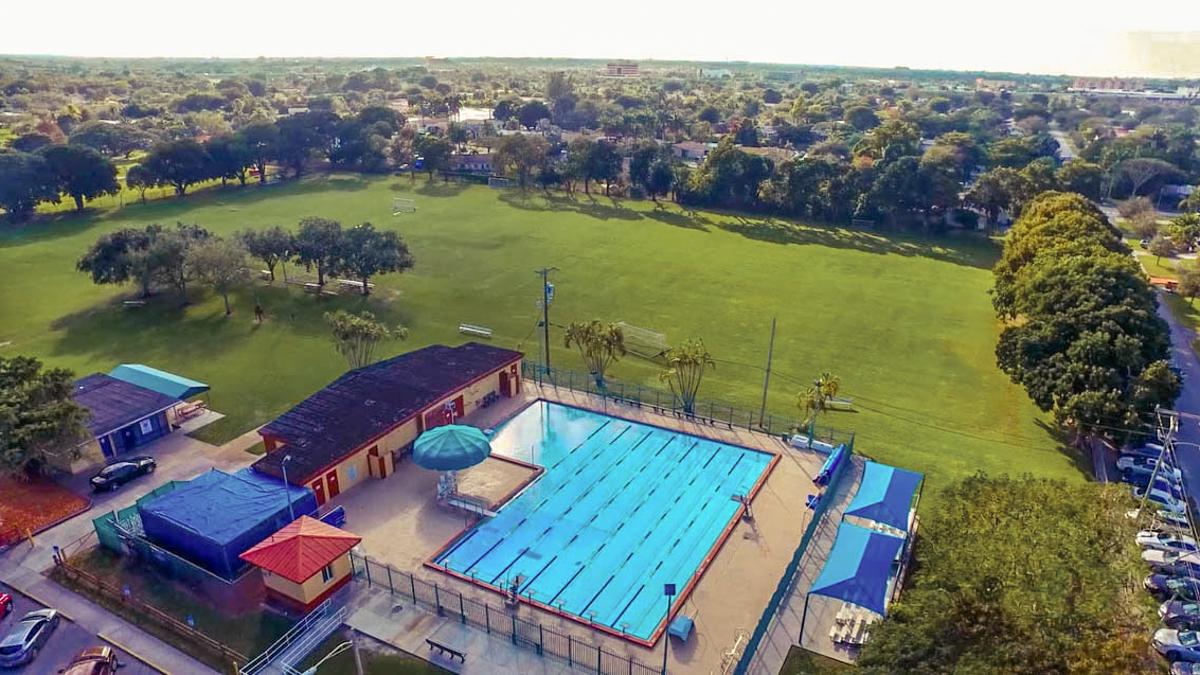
[616,321,669,359]
[488,176,512,190]
[392,197,417,214]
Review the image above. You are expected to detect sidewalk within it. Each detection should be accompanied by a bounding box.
[0,560,218,674]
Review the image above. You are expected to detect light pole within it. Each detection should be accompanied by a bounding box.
[662,583,676,675]
[281,454,295,521]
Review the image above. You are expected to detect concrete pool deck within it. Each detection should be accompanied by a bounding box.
[333,385,835,675]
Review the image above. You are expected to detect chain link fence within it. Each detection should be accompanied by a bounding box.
[350,552,662,675]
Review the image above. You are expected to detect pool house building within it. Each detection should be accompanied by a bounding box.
[254,342,523,504]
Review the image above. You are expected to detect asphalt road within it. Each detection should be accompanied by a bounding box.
[1156,296,1200,513]
[0,582,157,675]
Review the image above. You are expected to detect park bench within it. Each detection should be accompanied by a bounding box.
[122,300,146,308]
[426,638,466,662]
[259,270,272,281]
[334,278,374,292]
[458,323,493,339]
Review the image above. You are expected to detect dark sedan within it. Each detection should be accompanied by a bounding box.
[1148,574,1200,601]
[1163,601,1200,630]
[0,608,59,667]
[90,457,156,493]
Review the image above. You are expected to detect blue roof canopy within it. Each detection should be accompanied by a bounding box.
[845,461,923,531]
[809,522,904,615]
[109,364,209,400]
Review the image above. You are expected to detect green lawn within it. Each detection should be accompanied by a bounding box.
[0,175,1082,500]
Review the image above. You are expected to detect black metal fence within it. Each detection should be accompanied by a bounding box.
[523,362,854,447]
[349,552,661,675]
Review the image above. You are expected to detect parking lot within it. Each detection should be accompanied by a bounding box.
[0,583,158,674]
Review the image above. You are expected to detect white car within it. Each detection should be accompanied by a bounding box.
[1136,486,1188,513]
[1154,628,1200,662]
[1139,530,1200,553]
[1119,456,1183,481]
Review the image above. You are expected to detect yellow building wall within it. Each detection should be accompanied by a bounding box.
[54,438,106,475]
[262,553,353,604]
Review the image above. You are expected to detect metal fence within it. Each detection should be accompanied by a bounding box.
[733,444,857,674]
[522,362,853,447]
[349,552,661,675]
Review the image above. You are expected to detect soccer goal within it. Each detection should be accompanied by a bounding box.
[488,176,512,190]
[392,197,417,215]
[616,321,669,360]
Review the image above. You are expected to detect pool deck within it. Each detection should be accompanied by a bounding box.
[334,384,834,675]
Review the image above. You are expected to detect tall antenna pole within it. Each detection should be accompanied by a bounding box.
[758,317,777,428]
[534,267,558,372]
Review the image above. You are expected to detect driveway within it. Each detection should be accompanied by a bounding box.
[0,582,157,674]
[1156,296,1200,513]
[5,430,256,576]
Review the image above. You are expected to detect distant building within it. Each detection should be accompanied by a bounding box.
[974,78,1017,91]
[448,152,494,174]
[700,68,732,79]
[740,146,800,164]
[672,141,712,162]
[1072,77,1146,92]
[765,71,801,82]
[285,106,310,116]
[606,61,639,77]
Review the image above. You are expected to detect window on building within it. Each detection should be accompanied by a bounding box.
[321,564,334,583]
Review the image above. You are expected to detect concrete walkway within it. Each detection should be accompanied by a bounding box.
[743,456,865,674]
[345,588,586,675]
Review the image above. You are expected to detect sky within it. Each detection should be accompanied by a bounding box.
[6,0,1200,78]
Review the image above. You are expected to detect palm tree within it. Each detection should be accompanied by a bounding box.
[563,320,626,390]
[658,339,715,414]
[799,371,841,432]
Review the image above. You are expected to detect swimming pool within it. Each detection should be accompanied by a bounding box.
[430,400,776,643]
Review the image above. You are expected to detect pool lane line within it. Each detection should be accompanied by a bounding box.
[610,584,645,629]
[434,528,479,564]
[627,431,655,452]
[548,566,588,606]
[607,423,633,446]
[546,419,613,471]
[465,537,510,575]
[489,547,531,585]
[580,574,618,618]
[519,554,558,593]
[701,445,721,469]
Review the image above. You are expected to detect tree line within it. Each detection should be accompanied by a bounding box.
[77,218,414,313]
[992,191,1178,435]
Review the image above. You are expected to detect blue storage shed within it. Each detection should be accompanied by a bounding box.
[137,468,316,579]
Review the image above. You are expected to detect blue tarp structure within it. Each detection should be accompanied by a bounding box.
[844,461,923,531]
[814,444,847,487]
[809,522,904,615]
[138,468,315,579]
[109,364,209,400]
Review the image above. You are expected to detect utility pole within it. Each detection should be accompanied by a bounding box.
[758,317,777,428]
[534,267,558,372]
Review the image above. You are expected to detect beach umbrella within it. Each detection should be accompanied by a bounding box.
[413,425,492,470]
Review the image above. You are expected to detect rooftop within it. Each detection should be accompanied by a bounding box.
[255,342,522,482]
[72,373,180,437]
[108,363,209,400]
[240,516,362,584]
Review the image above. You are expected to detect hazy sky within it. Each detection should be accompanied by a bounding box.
[7,0,1200,78]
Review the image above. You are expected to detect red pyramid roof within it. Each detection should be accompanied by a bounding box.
[239,516,361,584]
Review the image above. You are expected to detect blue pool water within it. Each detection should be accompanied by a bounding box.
[434,401,774,641]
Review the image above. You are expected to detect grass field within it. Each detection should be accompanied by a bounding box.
[0,175,1082,500]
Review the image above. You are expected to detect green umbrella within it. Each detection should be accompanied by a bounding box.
[413,425,492,471]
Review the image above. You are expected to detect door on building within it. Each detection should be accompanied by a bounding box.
[99,436,115,459]
[312,480,326,506]
[326,470,341,498]
[368,446,386,479]
[499,371,511,397]
[120,427,137,452]
[453,396,465,418]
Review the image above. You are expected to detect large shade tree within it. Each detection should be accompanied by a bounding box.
[39,144,119,212]
[0,356,89,478]
[335,222,415,296]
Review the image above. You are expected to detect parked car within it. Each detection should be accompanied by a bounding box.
[1162,601,1200,630]
[89,457,156,492]
[0,594,9,621]
[1155,628,1200,662]
[61,646,122,675]
[0,609,59,667]
[1147,551,1200,577]
[1141,531,1200,553]
[1120,457,1183,481]
[1136,486,1189,513]
[1157,511,1194,531]
[1126,468,1186,490]
[1148,574,1200,601]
